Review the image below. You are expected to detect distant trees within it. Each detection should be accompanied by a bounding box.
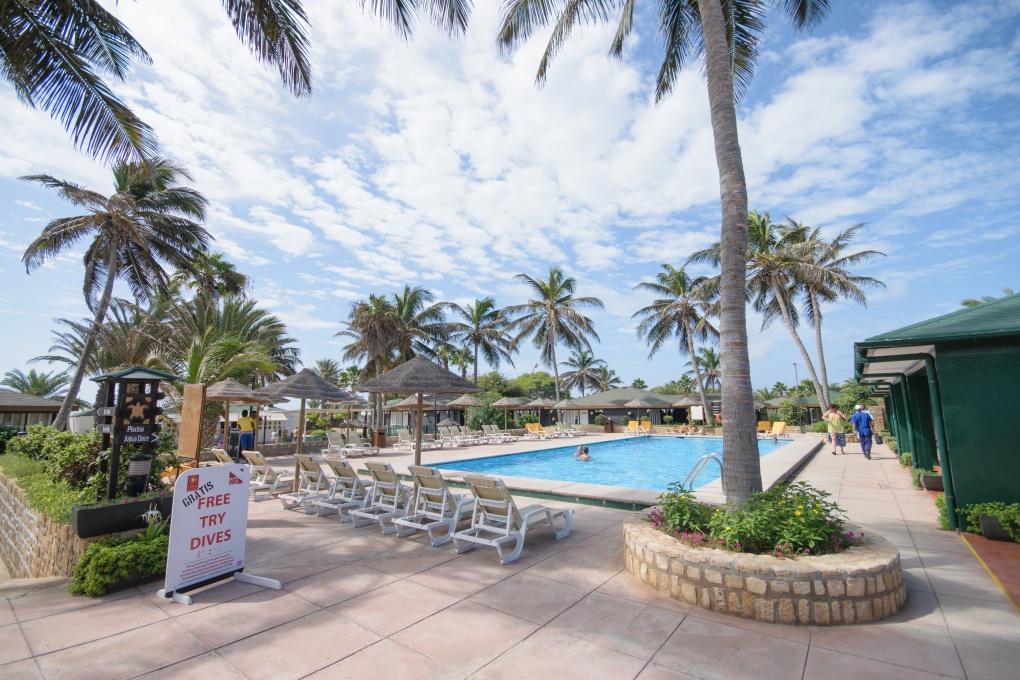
[1,369,70,400]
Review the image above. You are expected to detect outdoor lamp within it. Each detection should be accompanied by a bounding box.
[125,453,153,497]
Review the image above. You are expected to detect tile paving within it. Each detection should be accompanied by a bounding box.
[1,440,1018,679]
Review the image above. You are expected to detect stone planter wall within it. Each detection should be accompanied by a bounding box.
[624,517,906,625]
[0,472,93,578]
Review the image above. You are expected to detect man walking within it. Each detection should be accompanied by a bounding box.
[851,405,875,460]
[236,408,256,453]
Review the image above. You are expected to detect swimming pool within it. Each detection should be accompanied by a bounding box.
[434,437,789,492]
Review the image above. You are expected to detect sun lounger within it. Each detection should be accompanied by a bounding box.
[241,449,295,501]
[624,421,640,436]
[393,466,475,546]
[312,457,374,520]
[757,421,771,434]
[483,424,518,442]
[772,421,787,436]
[452,475,573,565]
[210,447,235,465]
[343,431,380,456]
[279,454,333,513]
[457,425,488,444]
[349,461,413,534]
[641,421,652,433]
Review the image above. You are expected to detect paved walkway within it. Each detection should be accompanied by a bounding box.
[1,442,1017,679]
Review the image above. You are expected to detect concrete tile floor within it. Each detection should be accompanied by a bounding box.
[1,442,1018,679]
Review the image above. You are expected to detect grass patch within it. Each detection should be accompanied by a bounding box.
[0,453,44,478]
[15,474,90,525]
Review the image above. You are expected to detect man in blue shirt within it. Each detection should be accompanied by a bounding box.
[851,405,875,460]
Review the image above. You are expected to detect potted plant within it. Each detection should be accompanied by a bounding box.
[962,502,1020,542]
[920,472,944,492]
[72,491,174,539]
[594,413,611,433]
[69,506,170,596]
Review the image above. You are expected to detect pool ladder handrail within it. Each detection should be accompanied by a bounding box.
[682,453,724,491]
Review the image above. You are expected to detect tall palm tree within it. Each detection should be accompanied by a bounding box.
[494,1,832,502]
[559,350,606,397]
[685,347,722,392]
[772,381,789,397]
[453,346,474,379]
[1,369,70,400]
[313,359,343,386]
[171,252,249,306]
[962,287,1016,307]
[448,297,515,384]
[22,158,210,429]
[506,267,604,403]
[2,1,313,164]
[753,386,778,401]
[633,264,718,430]
[336,295,400,427]
[592,366,623,392]
[391,286,449,363]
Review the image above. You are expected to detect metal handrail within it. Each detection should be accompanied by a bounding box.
[682,453,724,491]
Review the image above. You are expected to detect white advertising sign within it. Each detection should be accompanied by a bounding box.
[163,464,250,594]
[690,406,704,421]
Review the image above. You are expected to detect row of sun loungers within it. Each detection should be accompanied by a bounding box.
[242,451,572,564]
[523,422,588,439]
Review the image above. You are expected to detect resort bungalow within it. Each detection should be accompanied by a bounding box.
[569,388,722,426]
[0,389,61,430]
[855,294,1020,529]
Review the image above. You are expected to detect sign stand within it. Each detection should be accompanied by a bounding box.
[157,464,281,605]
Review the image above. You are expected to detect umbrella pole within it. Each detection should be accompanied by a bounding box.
[294,398,306,492]
[415,392,424,466]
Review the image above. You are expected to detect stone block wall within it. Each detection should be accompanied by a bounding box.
[624,517,906,625]
[0,473,93,578]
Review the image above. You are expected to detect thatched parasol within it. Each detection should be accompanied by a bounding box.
[205,379,274,458]
[254,368,356,455]
[437,417,459,427]
[554,398,581,427]
[672,395,701,407]
[491,396,530,429]
[625,397,662,425]
[356,357,482,465]
[448,394,482,409]
[525,397,556,426]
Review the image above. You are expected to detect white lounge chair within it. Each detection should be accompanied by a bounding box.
[312,457,374,520]
[395,428,432,451]
[210,447,236,464]
[344,431,380,456]
[349,461,413,534]
[452,475,573,565]
[324,431,348,457]
[393,466,475,546]
[241,450,295,501]
[482,424,514,443]
[456,425,488,445]
[279,454,333,513]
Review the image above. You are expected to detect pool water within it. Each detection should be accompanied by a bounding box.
[435,437,789,492]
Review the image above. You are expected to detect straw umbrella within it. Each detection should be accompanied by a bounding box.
[625,397,661,426]
[525,397,556,427]
[491,396,530,430]
[255,370,357,487]
[356,357,482,466]
[448,393,483,428]
[554,398,581,428]
[205,378,273,457]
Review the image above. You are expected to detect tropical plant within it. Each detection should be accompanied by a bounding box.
[592,365,623,392]
[1,369,70,399]
[631,378,648,389]
[170,252,249,306]
[21,159,211,429]
[337,295,400,427]
[652,376,696,395]
[391,285,449,362]
[752,386,778,401]
[685,347,721,392]
[2,0,312,164]
[559,350,605,397]
[772,381,789,397]
[961,287,1016,308]
[452,345,474,379]
[313,358,343,387]
[634,264,718,427]
[506,267,604,402]
[448,297,515,384]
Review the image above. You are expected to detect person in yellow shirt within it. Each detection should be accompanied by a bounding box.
[236,409,256,452]
[822,404,848,456]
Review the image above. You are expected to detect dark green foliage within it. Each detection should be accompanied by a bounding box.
[934,495,950,531]
[834,385,874,417]
[911,468,936,489]
[0,425,19,451]
[777,400,806,426]
[961,503,1020,541]
[620,415,631,426]
[900,451,912,467]
[5,424,53,458]
[465,392,506,431]
[810,421,828,433]
[593,414,607,426]
[650,483,712,533]
[69,535,169,596]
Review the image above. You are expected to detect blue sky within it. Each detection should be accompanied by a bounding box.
[1,0,1018,393]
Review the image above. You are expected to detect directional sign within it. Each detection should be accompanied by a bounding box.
[119,433,161,445]
[95,424,113,434]
[123,424,155,434]
[96,407,117,418]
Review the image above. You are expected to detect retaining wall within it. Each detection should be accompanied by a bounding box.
[624,517,906,625]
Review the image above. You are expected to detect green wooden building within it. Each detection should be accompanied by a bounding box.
[854,294,1020,529]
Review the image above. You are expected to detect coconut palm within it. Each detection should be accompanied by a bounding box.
[559,350,606,397]
[452,346,475,379]
[336,295,400,427]
[753,386,778,401]
[171,252,249,306]
[495,1,832,502]
[506,267,604,402]
[2,1,313,164]
[1,369,70,400]
[780,219,885,405]
[391,286,449,363]
[21,158,210,429]
[448,297,516,384]
[685,347,721,392]
[633,264,718,432]
[592,366,623,392]
[772,381,789,397]
[962,287,1016,307]
[313,359,343,387]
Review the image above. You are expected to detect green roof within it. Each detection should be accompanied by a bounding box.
[91,366,180,382]
[569,387,719,409]
[857,294,1020,349]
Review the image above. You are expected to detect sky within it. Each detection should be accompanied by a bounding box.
[1,0,1018,395]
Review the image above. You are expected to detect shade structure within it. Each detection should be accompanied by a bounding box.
[437,417,459,427]
[525,397,556,426]
[254,369,357,487]
[625,397,660,424]
[356,357,482,465]
[491,396,530,429]
[448,394,483,409]
[554,398,581,427]
[672,395,701,407]
[203,379,274,461]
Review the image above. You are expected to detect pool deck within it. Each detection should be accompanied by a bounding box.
[275,433,823,508]
[2,440,1017,679]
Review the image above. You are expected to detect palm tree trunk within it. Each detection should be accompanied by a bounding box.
[686,331,713,428]
[810,291,830,406]
[473,342,479,384]
[373,357,383,429]
[773,287,827,411]
[698,0,760,503]
[53,248,119,430]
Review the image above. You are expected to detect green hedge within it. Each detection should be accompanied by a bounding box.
[69,535,169,596]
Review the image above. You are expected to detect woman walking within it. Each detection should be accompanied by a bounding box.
[823,404,849,456]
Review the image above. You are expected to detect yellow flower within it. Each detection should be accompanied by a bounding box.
[795,511,802,516]
[725,526,731,531]
[813,510,819,514]
[798,505,804,509]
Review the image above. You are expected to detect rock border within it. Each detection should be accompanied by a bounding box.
[624,517,906,625]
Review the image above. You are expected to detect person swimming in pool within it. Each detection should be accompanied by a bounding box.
[577,446,592,461]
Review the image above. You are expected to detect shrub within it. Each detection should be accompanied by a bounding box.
[887,437,898,453]
[593,414,607,426]
[777,401,806,426]
[0,424,19,452]
[911,468,936,489]
[16,474,90,524]
[0,453,44,478]
[5,424,52,458]
[961,502,1020,541]
[900,451,913,467]
[39,430,102,489]
[810,421,828,433]
[640,416,650,423]
[620,416,631,426]
[69,535,169,596]
[934,494,950,531]
[517,414,539,426]
[307,429,327,439]
[650,483,712,538]
[662,415,673,425]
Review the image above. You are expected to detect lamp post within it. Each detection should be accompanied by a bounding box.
[793,362,801,427]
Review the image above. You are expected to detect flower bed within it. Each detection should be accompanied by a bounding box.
[624,517,905,625]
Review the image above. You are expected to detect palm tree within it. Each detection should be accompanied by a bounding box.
[171,252,249,306]
[772,381,789,397]
[592,366,624,392]
[1,369,71,400]
[453,346,475,379]
[559,350,606,397]
[686,347,721,392]
[962,287,1016,307]
[506,267,604,402]
[495,1,832,502]
[22,158,211,429]
[391,286,449,363]
[434,344,456,371]
[313,359,343,386]
[631,378,648,389]
[336,295,400,427]
[633,264,719,432]
[2,1,312,164]
[448,297,516,384]
[753,386,778,401]
[781,220,885,405]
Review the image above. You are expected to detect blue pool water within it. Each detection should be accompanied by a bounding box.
[435,437,788,492]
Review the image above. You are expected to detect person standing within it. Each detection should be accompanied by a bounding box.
[236,409,256,453]
[822,404,849,455]
[851,404,875,460]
